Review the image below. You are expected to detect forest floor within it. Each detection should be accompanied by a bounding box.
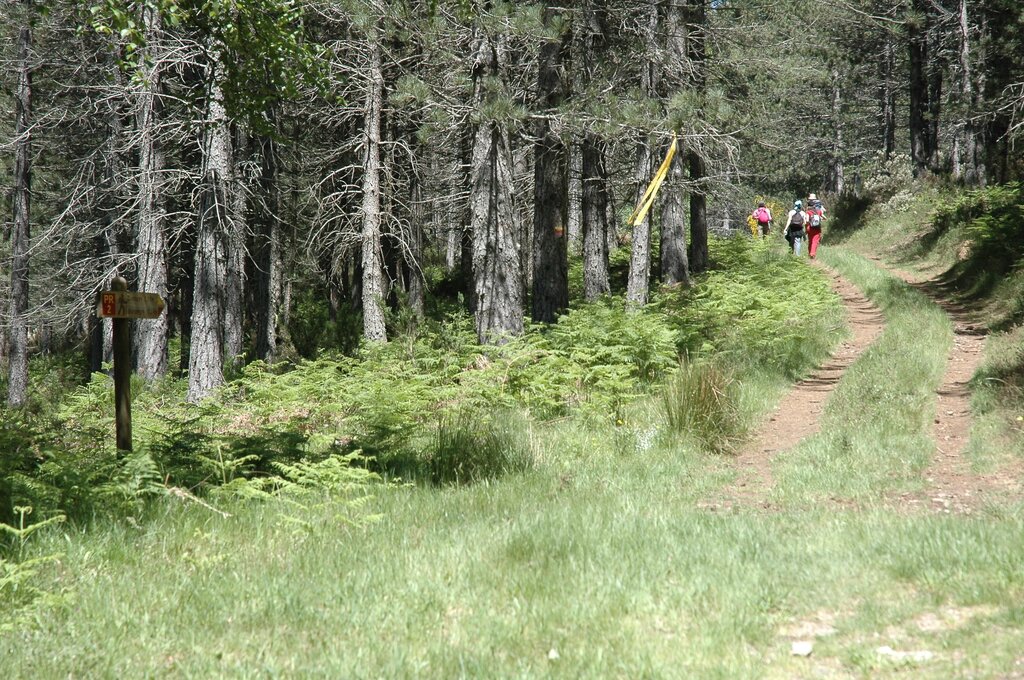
[720,253,1024,514]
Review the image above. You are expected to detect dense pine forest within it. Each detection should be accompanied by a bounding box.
[3,0,1024,675]
[2,0,1021,404]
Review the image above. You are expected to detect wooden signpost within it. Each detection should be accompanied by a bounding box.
[95,277,165,453]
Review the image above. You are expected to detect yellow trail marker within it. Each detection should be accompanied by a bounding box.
[627,132,678,227]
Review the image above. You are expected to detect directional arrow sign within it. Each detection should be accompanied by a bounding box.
[96,291,166,319]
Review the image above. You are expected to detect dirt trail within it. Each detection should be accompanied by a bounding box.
[712,264,886,509]
[712,256,1021,513]
[880,260,1024,513]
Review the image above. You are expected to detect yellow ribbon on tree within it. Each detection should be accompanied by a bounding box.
[627,132,678,227]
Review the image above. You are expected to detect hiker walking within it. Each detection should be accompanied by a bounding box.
[805,193,826,259]
[751,201,773,238]
[783,200,808,256]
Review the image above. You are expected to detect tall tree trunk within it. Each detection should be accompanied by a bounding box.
[254,131,281,362]
[626,141,653,307]
[828,66,845,195]
[361,36,387,342]
[460,228,475,314]
[89,230,115,374]
[581,132,610,300]
[407,172,426,319]
[580,0,613,281]
[660,155,690,286]
[531,8,569,324]
[7,21,31,407]
[223,126,248,366]
[882,32,897,160]
[471,33,522,343]
[957,0,981,185]
[187,52,231,403]
[626,1,659,308]
[663,0,688,280]
[686,0,709,275]
[926,31,944,172]
[178,228,194,375]
[472,123,521,342]
[134,4,168,380]
[688,149,708,274]
[908,0,929,176]
[567,139,583,254]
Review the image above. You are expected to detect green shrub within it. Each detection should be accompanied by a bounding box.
[862,152,914,203]
[955,183,1024,291]
[661,237,842,378]
[288,286,362,358]
[0,507,68,631]
[662,360,742,453]
[428,410,534,486]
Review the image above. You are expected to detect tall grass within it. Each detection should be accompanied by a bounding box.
[662,361,742,453]
[429,410,534,485]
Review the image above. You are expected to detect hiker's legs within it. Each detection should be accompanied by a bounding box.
[793,234,803,256]
[807,227,821,258]
[760,223,770,238]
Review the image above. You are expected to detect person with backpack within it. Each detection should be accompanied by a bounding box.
[805,193,826,259]
[783,200,808,255]
[751,201,773,238]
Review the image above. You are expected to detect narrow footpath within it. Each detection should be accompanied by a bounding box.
[713,263,885,510]
[881,260,1024,513]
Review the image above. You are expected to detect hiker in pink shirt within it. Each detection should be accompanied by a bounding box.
[751,202,773,238]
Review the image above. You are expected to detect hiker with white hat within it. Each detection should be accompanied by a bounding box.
[805,193,826,259]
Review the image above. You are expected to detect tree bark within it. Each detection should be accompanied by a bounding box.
[581,132,610,300]
[660,155,690,287]
[626,0,660,308]
[828,66,845,195]
[361,36,388,342]
[531,9,569,325]
[407,172,426,319]
[567,139,583,254]
[626,141,653,307]
[90,54,122,375]
[688,149,708,274]
[686,0,709,275]
[926,27,944,172]
[908,0,929,176]
[957,0,981,186]
[882,32,897,160]
[580,0,614,277]
[224,126,248,367]
[7,21,31,407]
[134,4,168,380]
[254,131,281,362]
[471,34,522,344]
[187,52,232,403]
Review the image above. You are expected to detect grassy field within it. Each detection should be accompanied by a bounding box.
[4,237,1024,678]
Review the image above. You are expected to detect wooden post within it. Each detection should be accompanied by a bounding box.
[112,276,133,453]
[97,280,163,453]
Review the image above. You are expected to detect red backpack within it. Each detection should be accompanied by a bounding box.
[754,207,770,224]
